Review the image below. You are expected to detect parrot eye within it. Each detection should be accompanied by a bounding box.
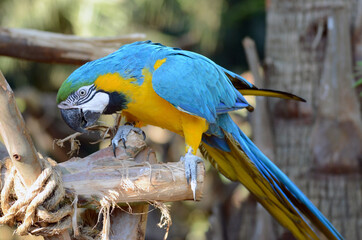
[72,85,96,104]
[78,89,87,96]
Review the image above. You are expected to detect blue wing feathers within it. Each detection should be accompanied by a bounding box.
[151,45,251,122]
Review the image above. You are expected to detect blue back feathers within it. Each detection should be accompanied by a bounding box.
[57,41,253,118]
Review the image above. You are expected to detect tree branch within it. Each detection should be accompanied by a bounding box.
[59,132,204,203]
[0,27,146,65]
[0,71,41,186]
[0,71,70,239]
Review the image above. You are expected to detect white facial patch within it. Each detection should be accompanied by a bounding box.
[80,92,109,113]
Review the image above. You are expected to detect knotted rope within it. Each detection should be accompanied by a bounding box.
[0,153,74,236]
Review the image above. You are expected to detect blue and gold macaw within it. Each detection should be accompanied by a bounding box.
[57,41,343,240]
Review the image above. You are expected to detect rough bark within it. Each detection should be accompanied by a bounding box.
[352,0,362,62]
[262,0,361,239]
[109,204,149,240]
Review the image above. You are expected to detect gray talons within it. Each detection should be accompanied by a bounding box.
[112,124,146,157]
[112,142,117,157]
[181,148,203,200]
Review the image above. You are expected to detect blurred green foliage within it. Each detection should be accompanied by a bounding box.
[0,0,265,91]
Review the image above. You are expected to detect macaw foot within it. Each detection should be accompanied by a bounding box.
[181,148,203,200]
[111,123,146,157]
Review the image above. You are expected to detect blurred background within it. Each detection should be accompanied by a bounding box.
[0,0,361,239]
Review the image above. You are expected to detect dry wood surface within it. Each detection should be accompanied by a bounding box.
[0,27,145,64]
[59,132,204,204]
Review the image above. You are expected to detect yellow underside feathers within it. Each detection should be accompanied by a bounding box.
[200,132,319,240]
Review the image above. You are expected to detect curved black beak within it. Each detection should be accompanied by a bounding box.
[60,108,101,133]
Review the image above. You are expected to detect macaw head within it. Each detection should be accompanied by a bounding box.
[56,57,128,133]
[57,83,105,133]
[56,41,165,132]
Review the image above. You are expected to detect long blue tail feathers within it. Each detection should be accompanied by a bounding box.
[233,122,343,239]
[203,114,343,239]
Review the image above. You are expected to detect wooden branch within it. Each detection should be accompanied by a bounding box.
[0,71,70,239]
[108,136,157,240]
[0,71,41,186]
[59,132,204,203]
[110,204,149,240]
[0,27,146,65]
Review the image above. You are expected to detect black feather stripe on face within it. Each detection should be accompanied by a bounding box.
[103,91,128,114]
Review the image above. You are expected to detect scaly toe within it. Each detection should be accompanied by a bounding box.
[112,124,146,157]
[181,149,203,200]
[112,142,118,157]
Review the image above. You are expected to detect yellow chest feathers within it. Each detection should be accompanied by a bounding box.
[94,68,202,135]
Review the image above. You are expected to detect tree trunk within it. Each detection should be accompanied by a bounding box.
[262,0,362,239]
